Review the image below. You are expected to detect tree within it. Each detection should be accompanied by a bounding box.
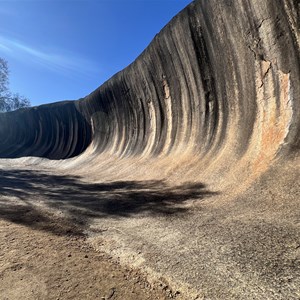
[0,58,31,112]
[0,58,9,111]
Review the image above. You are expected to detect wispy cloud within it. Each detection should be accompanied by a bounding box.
[0,43,11,52]
[0,35,99,77]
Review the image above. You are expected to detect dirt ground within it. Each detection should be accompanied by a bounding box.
[0,161,187,300]
[0,218,176,300]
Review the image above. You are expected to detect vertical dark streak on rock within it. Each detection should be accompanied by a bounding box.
[187,7,218,151]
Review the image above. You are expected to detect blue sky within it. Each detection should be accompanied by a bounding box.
[0,0,192,106]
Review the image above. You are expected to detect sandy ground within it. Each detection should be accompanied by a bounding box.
[0,159,182,300]
[0,216,177,300]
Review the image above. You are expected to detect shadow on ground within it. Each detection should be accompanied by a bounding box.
[0,169,218,236]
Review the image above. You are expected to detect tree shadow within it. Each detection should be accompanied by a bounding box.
[0,169,218,236]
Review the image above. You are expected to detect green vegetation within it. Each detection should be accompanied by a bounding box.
[0,58,30,112]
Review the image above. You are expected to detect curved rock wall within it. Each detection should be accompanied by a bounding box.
[0,0,299,174]
[0,101,91,159]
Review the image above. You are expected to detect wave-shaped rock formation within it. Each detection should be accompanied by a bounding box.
[1,0,299,164]
[0,0,299,299]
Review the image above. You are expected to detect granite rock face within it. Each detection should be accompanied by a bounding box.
[0,0,299,163]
